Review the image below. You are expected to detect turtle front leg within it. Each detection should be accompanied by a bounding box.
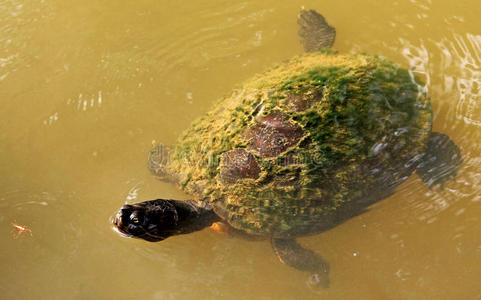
[210,222,266,241]
[210,221,232,235]
[271,238,330,287]
[148,143,186,184]
[148,143,171,178]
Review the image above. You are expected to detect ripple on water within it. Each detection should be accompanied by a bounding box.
[442,33,481,127]
[390,31,481,226]
[397,31,481,129]
[138,4,278,72]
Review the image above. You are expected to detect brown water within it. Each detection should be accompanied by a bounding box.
[1,0,481,299]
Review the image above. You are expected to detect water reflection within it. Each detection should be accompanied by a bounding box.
[448,33,481,126]
[1,0,481,298]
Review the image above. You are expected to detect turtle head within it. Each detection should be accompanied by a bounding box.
[113,199,181,242]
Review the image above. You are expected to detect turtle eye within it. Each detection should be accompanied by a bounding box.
[130,212,143,224]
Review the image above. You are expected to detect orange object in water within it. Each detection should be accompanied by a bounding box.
[210,222,231,235]
[11,222,32,239]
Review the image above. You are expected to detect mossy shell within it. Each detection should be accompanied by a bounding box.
[164,52,432,237]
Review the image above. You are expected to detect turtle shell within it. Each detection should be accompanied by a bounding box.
[165,52,432,237]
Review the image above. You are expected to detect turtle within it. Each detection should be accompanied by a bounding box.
[112,9,462,286]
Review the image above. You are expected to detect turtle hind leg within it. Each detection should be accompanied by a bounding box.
[271,238,330,287]
[416,132,463,187]
[297,9,336,52]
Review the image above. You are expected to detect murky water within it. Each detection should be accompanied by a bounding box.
[1,0,481,298]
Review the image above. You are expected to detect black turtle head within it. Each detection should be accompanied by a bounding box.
[113,199,181,242]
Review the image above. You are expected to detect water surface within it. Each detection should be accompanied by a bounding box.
[1,0,481,299]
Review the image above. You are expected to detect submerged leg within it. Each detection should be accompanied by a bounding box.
[148,143,171,179]
[416,132,463,187]
[271,238,330,287]
[297,9,336,52]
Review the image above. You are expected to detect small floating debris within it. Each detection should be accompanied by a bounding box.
[11,222,32,239]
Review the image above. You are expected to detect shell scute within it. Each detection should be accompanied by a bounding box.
[219,149,261,184]
[245,111,305,158]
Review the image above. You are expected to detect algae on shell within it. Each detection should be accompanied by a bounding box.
[161,51,432,236]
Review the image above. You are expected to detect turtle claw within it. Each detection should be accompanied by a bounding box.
[148,143,170,178]
[308,271,330,288]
